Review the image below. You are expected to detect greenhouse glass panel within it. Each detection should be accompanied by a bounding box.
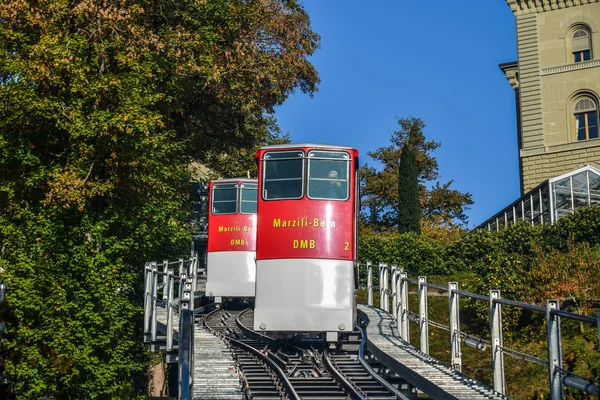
[532,191,541,225]
[541,186,550,224]
[523,197,532,222]
[506,208,514,225]
[554,177,572,220]
[590,170,600,206]
[474,166,600,230]
[515,201,524,222]
[572,171,589,210]
[498,214,506,228]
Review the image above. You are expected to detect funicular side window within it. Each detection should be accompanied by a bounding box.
[240,183,258,214]
[212,183,238,214]
[263,151,304,200]
[307,151,350,200]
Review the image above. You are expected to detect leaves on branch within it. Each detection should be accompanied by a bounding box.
[0,0,319,397]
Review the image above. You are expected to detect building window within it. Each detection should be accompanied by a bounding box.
[574,97,598,141]
[571,27,592,63]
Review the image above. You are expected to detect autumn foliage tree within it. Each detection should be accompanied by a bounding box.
[360,117,473,232]
[0,0,319,398]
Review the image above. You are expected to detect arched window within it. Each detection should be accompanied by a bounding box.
[574,96,598,141]
[571,27,592,63]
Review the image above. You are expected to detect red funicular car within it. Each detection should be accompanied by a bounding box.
[253,144,359,340]
[206,178,257,302]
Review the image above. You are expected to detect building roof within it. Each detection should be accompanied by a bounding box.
[506,0,600,16]
[476,164,600,230]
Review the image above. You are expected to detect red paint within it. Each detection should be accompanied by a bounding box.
[207,180,257,253]
[256,145,359,261]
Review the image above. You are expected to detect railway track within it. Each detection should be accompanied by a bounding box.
[201,307,404,400]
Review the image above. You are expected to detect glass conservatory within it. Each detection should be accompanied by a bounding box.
[477,165,600,230]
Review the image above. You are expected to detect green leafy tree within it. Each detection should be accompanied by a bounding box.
[0,0,319,398]
[360,117,473,231]
[397,142,421,234]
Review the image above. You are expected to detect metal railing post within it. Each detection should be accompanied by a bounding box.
[179,272,188,314]
[398,271,409,341]
[379,263,384,308]
[418,276,429,354]
[382,263,389,313]
[166,269,175,352]
[547,299,564,400]
[143,262,153,342]
[178,259,185,301]
[162,259,169,301]
[367,263,373,306]
[181,266,193,315]
[396,270,401,327]
[191,256,197,300]
[151,262,158,342]
[391,266,398,319]
[449,282,462,372]
[490,290,505,395]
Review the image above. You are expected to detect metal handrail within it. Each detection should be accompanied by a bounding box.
[144,255,198,354]
[358,261,600,399]
[178,309,194,400]
[492,297,546,313]
[451,288,489,302]
[551,308,597,324]
[422,282,448,291]
[403,277,418,285]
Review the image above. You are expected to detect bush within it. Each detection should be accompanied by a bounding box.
[359,232,446,276]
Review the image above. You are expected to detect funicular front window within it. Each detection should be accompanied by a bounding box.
[212,183,238,214]
[240,183,258,214]
[307,151,350,200]
[263,151,304,200]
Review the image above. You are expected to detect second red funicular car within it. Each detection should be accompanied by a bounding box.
[253,144,359,339]
[206,178,257,302]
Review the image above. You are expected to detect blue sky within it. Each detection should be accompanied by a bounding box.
[274,1,519,228]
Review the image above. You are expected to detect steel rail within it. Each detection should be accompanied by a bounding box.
[322,347,368,400]
[357,325,411,400]
[204,308,298,400]
[235,309,279,346]
[227,336,301,400]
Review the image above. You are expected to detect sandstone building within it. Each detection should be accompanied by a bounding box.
[478,0,600,229]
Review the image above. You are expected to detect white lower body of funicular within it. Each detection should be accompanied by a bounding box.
[206,251,256,298]
[253,258,356,335]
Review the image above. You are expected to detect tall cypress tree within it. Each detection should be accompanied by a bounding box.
[397,142,421,234]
